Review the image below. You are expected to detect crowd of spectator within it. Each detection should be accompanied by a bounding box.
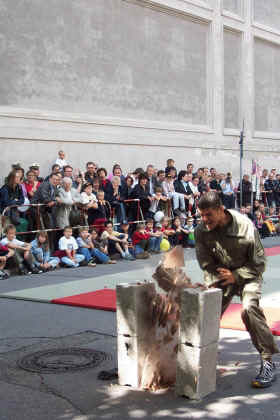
[0,150,280,280]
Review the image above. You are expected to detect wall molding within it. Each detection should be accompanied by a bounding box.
[252,21,280,40]
[253,25,280,47]
[0,107,214,134]
[222,9,244,24]
[254,131,280,141]
[123,0,213,22]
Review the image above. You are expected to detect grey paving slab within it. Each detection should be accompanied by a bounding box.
[0,327,279,420]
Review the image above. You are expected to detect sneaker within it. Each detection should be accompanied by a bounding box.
[251,360,276,388]
[19,268,30,275]
[0,270,9,280]
[88,262,97,267]
[107,259,117,264]
[124,253,136,261]
[135,251,150,259]
[31,267,42,274]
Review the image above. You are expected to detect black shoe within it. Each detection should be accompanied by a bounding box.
[0,270,9,280]
[252,360,276,388]
[20,268,30,275]
[31,267,42,274]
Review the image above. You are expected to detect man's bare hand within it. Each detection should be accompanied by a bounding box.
[217,267,235,286]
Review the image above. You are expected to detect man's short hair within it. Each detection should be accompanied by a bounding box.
[138,173,149,182]
[155,186,162,193]
[166,158,174,165]
[105,220,113,227]
[52,164,60,171]
[97,167,107,176]
[5,224,16,234]
[50,172,60,179]
[198,191,223,210]
[157,170,165,177]
[63,225,72,232]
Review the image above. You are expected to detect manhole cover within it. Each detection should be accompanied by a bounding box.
[17,348,110,374]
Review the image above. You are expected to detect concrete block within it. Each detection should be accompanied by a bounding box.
[175,342,218,400]
[179,288,222,347]
[116,282,156,338]
[117,334,149,388]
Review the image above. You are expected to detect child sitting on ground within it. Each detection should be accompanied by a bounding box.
[100,221,134,260]
[132,223,151,259]
[182,217,195,247]
[77,227,116,265]
[145,218,162,253]
[56,226,85,268]
[161,216,176,246]
[31,231,60,271]
[0,224,41,275]
[0,243,14,279]
[172,216,190,247]
[90,229,108,255]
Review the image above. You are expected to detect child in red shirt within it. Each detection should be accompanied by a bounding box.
[132,223,150,259]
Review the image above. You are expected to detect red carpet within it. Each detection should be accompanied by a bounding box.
[265,246,280,256]
[220,303,280,336]
[52,289,116,312]
[52,289,280,336]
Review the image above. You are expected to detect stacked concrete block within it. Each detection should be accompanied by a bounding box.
[175,288,222,400]
[116,282,156,387]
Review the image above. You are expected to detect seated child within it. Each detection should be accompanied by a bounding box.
[145,219,162,253]
[57,226,85,267]
[0,224,41,275]
[31,231,60,271]
[100,221,134,260]
[77,227,116,265]
[90,229,108,255]
[182,217,195,247]
[0,243,14,279]
[161,216,176,246]
[172,216,189,247]
[254,210,265,238]
[132,223,151,259]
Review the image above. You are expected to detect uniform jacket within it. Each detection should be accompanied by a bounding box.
[194,209,266,287]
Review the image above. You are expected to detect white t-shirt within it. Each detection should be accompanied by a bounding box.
[58,236,78,251]
[80,192,97,205]
[0,237,25,247]
[101,230,121,240]
[55,158,67,168]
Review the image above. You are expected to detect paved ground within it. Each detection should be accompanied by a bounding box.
[0,247,280,420]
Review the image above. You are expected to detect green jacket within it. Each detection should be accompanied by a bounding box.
[194,209,266,287]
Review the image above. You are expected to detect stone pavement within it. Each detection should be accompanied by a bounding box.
[0,249,280,420]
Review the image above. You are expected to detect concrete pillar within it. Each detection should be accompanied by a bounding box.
[116,282,156,387]
[175,287,222,400]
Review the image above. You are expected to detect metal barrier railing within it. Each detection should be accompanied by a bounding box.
[0,198,148,238]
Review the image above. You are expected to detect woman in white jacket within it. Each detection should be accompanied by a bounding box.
[55,177,82,229]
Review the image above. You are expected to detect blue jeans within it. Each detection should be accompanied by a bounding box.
[61,254,85,267]
[134,244,145,255]
[148,236,162,251]
[32,248,60,268]
[113,202,127,224]
[78,247,109,264]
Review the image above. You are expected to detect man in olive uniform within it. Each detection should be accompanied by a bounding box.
[195,191,279,388]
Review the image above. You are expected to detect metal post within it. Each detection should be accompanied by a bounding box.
[239,120,244,209]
